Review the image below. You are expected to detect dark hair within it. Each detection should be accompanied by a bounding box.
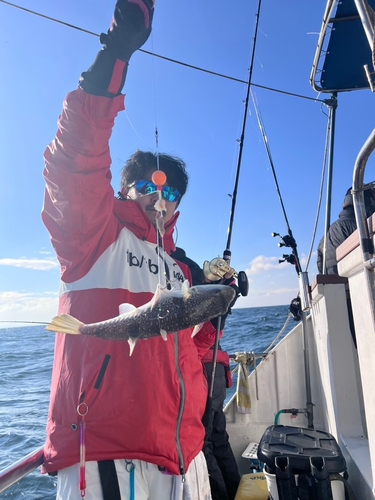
[121,151,189,198]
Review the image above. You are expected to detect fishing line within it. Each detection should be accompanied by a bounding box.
[250,88,302,274]
[0,320,49,325]
[206,0,263,407]
[124,110,151,147]
[0,0,245,84]
[251,83,324,103]
[0,0,326,103]
[304,108,332,272]
[250,89,292,234]
[320,101,330,118]
[149,30,168,295]
[150,31,160,154]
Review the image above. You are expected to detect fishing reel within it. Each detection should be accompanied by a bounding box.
[203,258,249,296]
[272,232,296,249]
[273,232,298,269]
[279,254,296,265]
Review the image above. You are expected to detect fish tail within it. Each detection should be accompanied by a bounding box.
[45,314,84,335]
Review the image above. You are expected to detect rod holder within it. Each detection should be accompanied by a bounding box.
[275,456,299,500]
[299,272,310,312]
[310,456,334,500]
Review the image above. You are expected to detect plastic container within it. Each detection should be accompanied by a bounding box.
[257,425,346,475]
[258,425,347,500]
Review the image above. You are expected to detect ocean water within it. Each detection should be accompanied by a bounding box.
[0,305,295,499]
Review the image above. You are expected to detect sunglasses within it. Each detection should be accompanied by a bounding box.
[130,180,180,203]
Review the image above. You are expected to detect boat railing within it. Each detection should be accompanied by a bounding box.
[354,0,375,50]
[0,446,44,494]
[352,133,375,302]
[228,312,293,374]
[310,0,337,92]
[228,352,267,376]
[350,1,375,299]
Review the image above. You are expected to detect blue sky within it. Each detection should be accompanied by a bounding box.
[1,0,375,326]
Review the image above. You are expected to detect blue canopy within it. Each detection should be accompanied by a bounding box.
[316,0,375,92]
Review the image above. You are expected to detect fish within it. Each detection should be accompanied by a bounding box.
[45,280,237,355]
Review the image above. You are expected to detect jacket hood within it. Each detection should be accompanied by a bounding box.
[342,188,353,209]
[113,197,179,254]
[342,187,375,218]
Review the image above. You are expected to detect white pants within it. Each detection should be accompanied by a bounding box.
[56,452,212,500]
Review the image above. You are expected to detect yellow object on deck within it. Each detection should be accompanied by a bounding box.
[236,358,252,413]
[234,473,269,500]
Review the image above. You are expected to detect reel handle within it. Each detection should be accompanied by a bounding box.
[238,270,249,297]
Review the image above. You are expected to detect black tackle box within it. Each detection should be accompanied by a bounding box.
[257,425,346,475]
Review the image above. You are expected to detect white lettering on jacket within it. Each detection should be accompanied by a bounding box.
[59,228,186,296]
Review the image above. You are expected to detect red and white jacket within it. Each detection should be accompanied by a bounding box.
[42,88,218,475]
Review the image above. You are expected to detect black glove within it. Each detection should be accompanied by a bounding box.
[80,0,154,97]
[210,278,240,331]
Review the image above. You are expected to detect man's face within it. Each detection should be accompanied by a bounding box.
[123,171,179,226]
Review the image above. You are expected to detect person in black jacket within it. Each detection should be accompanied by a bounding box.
[317,187,375,275]
[171,247,241,500]
[317,186,375,348]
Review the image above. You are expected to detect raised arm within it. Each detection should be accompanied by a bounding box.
[42,0,155,282]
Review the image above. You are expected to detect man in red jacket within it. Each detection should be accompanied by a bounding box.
[42,1,231,498]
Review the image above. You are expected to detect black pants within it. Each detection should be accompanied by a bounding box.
[203,363,241,500]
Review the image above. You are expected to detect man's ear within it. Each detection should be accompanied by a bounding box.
[121,187,128,197]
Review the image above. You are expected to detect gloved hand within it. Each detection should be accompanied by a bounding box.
[101,0,154,61]
[210,278,240,331]
[80,0,155,97]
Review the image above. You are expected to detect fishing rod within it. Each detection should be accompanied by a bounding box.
[251,89,315,428]
[203,0,263,298]
[250,90,303,274]
[203,0,264,408]
[226,2,261,264]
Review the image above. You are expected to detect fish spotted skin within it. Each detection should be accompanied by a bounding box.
[80,281,236,341]
[46,281,236,350]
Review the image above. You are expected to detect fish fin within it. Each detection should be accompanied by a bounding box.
[45,314,83,335]
[128,338,138,356]
[151,284,164,309]
[182,279,192,299]
[160,329,168,341]
[191,323,204,338]
[119,303,136,315]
